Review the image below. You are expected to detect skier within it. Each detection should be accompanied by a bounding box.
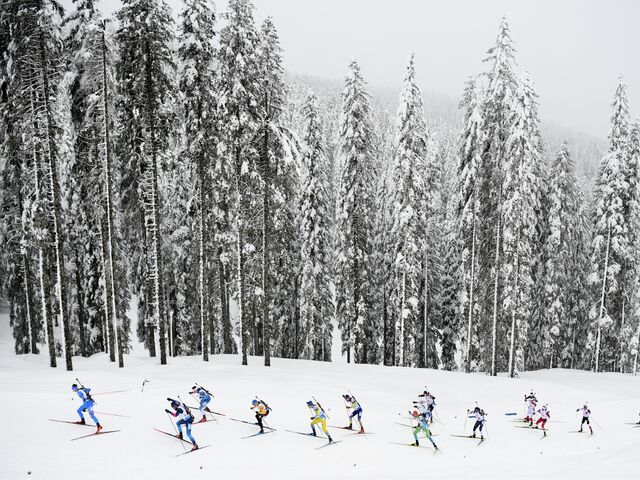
[72,383,102,433]
[535,404,551,433]
[524,396,537,425]
[189,385,212,423]
[524,390,537,403]
[307,400,333,443]
[576,405,593,434]
[342,394,364,433]
[165,397,198,450]
[467,406,486,439]
[410,410,438,450]
[413,391,435,422]
[251,398,270,434]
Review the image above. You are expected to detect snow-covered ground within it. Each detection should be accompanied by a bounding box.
[1,311,638,480]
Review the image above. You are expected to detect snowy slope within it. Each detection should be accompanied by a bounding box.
[0,311,638,480]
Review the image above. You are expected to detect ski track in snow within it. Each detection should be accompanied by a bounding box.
[0,311,638,480]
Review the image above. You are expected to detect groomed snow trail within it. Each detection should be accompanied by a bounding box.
[0,311,638,480]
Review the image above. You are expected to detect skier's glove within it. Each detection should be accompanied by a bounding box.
[165,409,171,414]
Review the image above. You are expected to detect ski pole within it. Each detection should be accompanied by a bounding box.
[313,396,329,420]
[166,410,187,453]
[591,416,605,432]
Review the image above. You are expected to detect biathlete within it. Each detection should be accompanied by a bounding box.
[410,410,438,450]
[342,394,364,433]
[535,405,551,433]
[251,398,271,434]
[307,400,333,443]
[467,406,486,439]
[189,385,212,423]
[524,393,537,425]
[576,405,593,434]
[72,383,102,433]
[165,397,199,450]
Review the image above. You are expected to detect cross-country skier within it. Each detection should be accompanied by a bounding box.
[251,399,270,434]
[72,384,102,433]
[307,400,333,443]
[165,397,198,450]
[525,396,537,425]
[535,404,551,433]
[410,410,438,450]
[576,405,593,434]
[524,390,537,403]
[467,406,486,439]
[189,385,212,423]
[342,394,364,433]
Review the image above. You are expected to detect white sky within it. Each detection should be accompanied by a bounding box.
[61,0,640,140]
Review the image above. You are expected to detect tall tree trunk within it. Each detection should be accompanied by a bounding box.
[595,226,611,373]
[235,147,248,366]
[465,215,477,372]
[508,251,521,378]
[39,248,55,367]
[39,30,72,371]
[199,151,208,361]
[144,37,166,365]
[22,253,38,354]
[490,198,502,377]
[101,25,123,367]
[100,220,115,361]
[262,153,271,366]
[422,264,428,368]
[399,271,406,366]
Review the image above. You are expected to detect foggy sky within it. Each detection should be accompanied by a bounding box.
[61,0,639,140]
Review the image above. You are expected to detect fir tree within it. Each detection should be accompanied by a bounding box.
[216,0,261,365]
[116,0,176,364]
[335,60,376,364]
[588,79,631,372]
[177,0,217,360]
[298,93,332,361]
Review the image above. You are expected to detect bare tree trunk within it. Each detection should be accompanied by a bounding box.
[38,30,72,371]
[595,226,611,373]
[399,271,406,366]
[199,151,209,361]
[101,25,123,367]
[490,204,502,377]
[22,253,38,354]
[262,167,271,366]
[465,216,477,372]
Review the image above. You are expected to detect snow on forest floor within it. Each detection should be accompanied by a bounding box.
[0,311,638,480]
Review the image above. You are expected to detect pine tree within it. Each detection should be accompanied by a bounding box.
[298,93,332,361]
[116,0,176,364]
[541,143,585,368]
[390,55,431,366]
[177,0,217,360]
[588,79,631,372]
[7,0,74,370]
[335,60,376,364]
[502,71,543,377]
[479,18,519,376]
[457,76,485,372]
[216,0,261,365]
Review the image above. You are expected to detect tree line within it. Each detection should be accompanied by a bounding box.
[1,1,638,376]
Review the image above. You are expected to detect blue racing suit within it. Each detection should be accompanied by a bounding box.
[75,388,100,425]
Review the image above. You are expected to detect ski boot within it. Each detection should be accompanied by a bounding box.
[346,423,353,430]
[359,426,365,434]
[579,428,583,432]
[471,432,476,438]
[191,443,199,451]
[412,440,420,447]
[75,418,86,425]
[96,424,103,434]
[178,432,184,440]
[199,416,207,423]
[328,435,333,444]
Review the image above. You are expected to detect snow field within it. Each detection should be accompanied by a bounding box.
[0,312,638,480]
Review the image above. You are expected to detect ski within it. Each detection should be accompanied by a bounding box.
[283,429,326,440]
[49,419,95,428]
[450,434,482,439]
[186,406,226,416]
[92,389,132,396]
[94,412,130,418]
[153,428,193,445]
[229,418,276,431]
[513,425,535,429]
[70,430,121,441]
[344,431,373,436]
[328,425,355,430]
[477,438,485,446]
[174,445,212,457]
[390,441,438,453]
[241,430,274,439]
[315,440,342,449]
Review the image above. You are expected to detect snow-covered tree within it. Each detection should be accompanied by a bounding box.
[216,0,261,365]
[298,93,332,361]
[176,0,217,360]
[502,71,543,377]
[116,0,176,364]
[335,60,376,364]
[587,79,633,372]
